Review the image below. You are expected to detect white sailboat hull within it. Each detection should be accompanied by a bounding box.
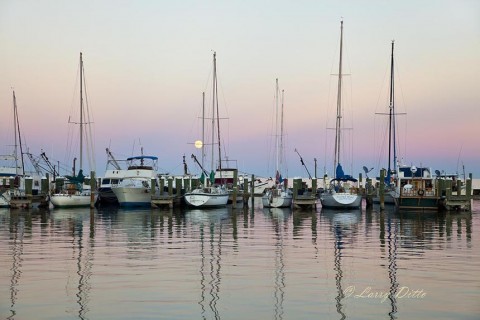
[184,189,229,208]
[262,189,293,208]
[50,194,92,208]
[0,192,10,207]
[320,193,362,209]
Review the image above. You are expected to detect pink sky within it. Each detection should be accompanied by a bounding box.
[1,1,479,178]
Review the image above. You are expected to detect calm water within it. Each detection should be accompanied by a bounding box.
[1,199,479,320]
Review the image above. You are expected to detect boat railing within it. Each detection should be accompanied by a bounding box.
[401,188,435,197]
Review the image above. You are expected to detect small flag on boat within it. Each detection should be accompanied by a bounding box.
[275,170,284,183]
[209,170,215,184]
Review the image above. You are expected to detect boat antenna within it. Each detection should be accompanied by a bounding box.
[295,148,312,179]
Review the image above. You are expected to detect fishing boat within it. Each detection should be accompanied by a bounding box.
[320,20,362,209]
[50,53,95,208]
[390,165,444,210]
[184,52,229,208]
[96,148,127,206]
[111,154,159,207]
[262,79,293,208]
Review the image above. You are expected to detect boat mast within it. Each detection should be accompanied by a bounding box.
[333,20,344,179]
[280,88,285,177]
[388,40,396,176]
[12,90,25,176]
[201,91,205,171]
[79,52,84,172]
[275,78,280,178]
[211,52,216,174]
[214,52,222,172]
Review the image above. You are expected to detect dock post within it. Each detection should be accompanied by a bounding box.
[359,173,363,195]
[251,174,255,207]
[176,178,182,198]
[379,169,385,211]
[41,175,48,195]
[293,178,299,201]
[312,178,318,209]
[466,174,472,196]
[232,169,238,208]
[9,177,14,194]
[365,177,373,208]
[151,178,156,197]
[90,171,96,208]
[243,177,249,207]
[456,179,462,196]
[466,173,473,210]
[25,178,33,196]
[168,177,173,196]
[160,177,165,195]
[251,174,255,214]
[446,179,452,200]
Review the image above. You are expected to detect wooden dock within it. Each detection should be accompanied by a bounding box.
[151,195,182,209]
[292,178,317,210]
[9,194,49,209]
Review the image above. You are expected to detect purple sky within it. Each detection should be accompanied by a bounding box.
[1,1,479,179]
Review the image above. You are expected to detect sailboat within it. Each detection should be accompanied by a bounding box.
[262,79,293,208]
[373,41,402,205]
[50,53,94,208]
[0,91,44,207]
[320,20,362,209]
[184,52,229,208]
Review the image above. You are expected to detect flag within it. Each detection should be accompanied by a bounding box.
[209,170,215,184]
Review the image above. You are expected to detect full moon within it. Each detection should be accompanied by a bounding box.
[194,140,203,149]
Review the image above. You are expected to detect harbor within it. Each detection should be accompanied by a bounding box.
[1,1,480,319]
[1,199,479,319]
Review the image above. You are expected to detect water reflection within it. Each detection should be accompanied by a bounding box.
[71,212,94,320]
[7,212,25,320]
[0,201,477,320]
[185,208,230,320]
[322,209,362,320]
[264,207,291,320]
[382,211,399,320]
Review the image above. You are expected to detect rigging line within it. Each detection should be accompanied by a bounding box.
[82,67,96,171]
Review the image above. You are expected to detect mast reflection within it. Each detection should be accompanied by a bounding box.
[268,207,291,320]
[186,208,228,320]
[323,209,361,320]
[64,211,94,320]
[8,214,25,320]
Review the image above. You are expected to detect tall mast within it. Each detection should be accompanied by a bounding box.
[211,52,216,173]
[388,40,396,175]
[12,90,25,176]
[214,52,222,172]
[201,91,205,171]
[333,20,344,178]
[275,78,280,176]
[79,52,84,171]
[280,88,285,174]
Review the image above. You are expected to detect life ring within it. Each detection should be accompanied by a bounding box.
[417,189,425,196]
